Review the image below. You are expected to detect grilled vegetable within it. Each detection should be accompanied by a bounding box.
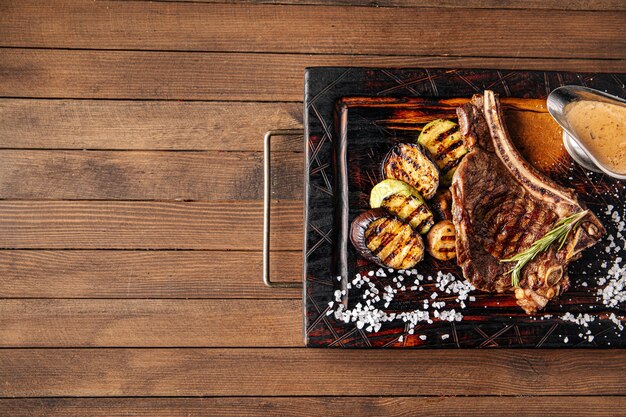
[350,208,425,269]
[382,143,439,200]
[381,194,435,235]
[369,179,434,234]
[370,178,417,208]
[430,188,453,221]
[417,119,469,186]
[426,220,457,261]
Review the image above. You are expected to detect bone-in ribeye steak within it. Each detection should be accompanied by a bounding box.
[451,91,605,314]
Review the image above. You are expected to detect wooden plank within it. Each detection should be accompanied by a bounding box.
[134,0,626,11]
[1,2,624,58]
[1,348,625,396]
[0,250,301,298]
[1,49,625,101]
[0,200,303,250]
[0,150,303,200]
[0,299,302,347]
[2,397,626,417]
[0,99,303,151]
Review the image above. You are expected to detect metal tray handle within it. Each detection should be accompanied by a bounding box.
[263,129,304,288]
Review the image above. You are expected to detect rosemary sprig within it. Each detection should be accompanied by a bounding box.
[500,210,589,288]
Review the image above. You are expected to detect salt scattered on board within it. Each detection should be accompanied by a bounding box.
[331,268,475,334]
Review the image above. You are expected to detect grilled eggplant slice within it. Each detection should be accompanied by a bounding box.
[426,220,457,261]
[350,208,425,269]
[417,119,469,186]
[369,179,434,234]
[382,143,439,199]
[430,188,453,221]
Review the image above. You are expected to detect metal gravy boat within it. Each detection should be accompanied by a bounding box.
[547,85,626,180]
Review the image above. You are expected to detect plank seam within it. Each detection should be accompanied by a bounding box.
[0,96,303,103]
[1,394,626,398]
[109,0,626,12]
[1,47,626,61]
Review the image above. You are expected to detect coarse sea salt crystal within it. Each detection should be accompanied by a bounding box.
[441,334,449,340]
[328,270,475,334]
[419,335,427,340]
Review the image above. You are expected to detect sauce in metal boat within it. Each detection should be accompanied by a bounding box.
[565,100,626,174]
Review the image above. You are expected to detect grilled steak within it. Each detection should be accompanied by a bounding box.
[451,91,605,314]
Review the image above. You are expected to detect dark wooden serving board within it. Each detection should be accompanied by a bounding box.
[304,68,626,348]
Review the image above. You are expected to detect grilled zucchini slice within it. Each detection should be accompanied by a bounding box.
[417,119,469,186]
[426,220,457,261]
[382,143,439,200]
[381,194,435,235]
[350,209,425,269]
[369,179,434,234]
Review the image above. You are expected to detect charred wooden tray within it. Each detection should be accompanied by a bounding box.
[303,68,626,348]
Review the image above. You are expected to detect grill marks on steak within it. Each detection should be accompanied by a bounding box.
[451,91,605,314]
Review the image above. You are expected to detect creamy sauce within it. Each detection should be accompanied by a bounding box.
[565,100,626,174]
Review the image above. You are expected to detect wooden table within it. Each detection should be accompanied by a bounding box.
[0,1,625,415]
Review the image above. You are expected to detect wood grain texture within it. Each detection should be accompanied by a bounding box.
[0,299,302,347]
[0,0,624,409]
[1,349,625,396]
[3,397,626,417]
[134,0,626,11]
[2,49,625,101]
[0,250,301,298]
[0,99,303,151]
[1,1,624,58]
[0,200,303,250]
[0,150,303,200]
